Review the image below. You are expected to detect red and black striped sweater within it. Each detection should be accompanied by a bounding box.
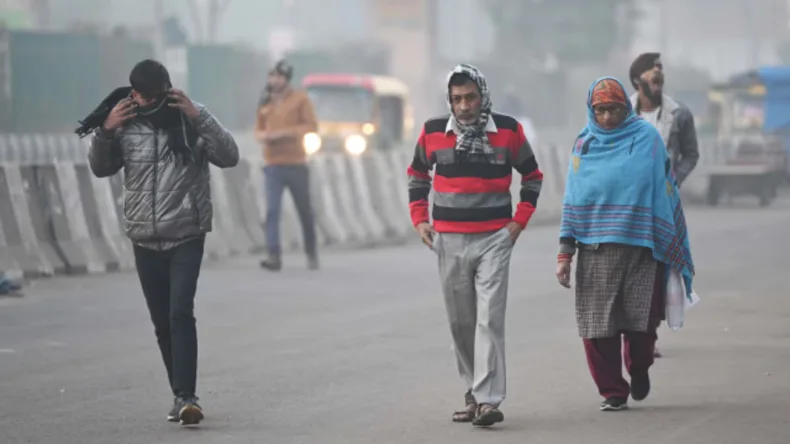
[407,113,543,233]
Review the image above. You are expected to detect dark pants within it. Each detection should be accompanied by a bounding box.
[582,264,665,399]
[133,237,205,397]
[263,164,317,257]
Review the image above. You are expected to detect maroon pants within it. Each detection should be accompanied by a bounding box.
[582,264,665,399]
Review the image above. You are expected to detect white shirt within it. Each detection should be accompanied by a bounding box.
[641,107,661,129]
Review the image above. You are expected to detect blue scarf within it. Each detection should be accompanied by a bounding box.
[559,77,695,300]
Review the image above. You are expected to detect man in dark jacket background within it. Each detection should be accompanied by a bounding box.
[629,52,699,358]
[85,59,239,425]
[629,52,700,187]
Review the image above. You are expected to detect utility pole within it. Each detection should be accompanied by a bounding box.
[207,0,233,42]
[426,0,438,84]
[742,0,760,68]
[187,0,205,42]
[187,0,233,43]
[658,0,669,56]
[30,0,51,29]
[154,0,165,57]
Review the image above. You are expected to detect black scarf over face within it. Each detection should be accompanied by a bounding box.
[75,86,200,164]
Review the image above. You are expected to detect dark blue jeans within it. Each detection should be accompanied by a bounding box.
[263,164,317,257]
[133,237,205,397]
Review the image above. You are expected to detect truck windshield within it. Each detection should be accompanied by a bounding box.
[306,85,374,122]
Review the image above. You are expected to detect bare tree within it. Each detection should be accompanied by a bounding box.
[207,0,233,42]
[187,0,233,43]
[186,0,205,42]
[29,0,51,28]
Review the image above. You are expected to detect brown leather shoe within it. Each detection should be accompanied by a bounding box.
[472,403,504,427]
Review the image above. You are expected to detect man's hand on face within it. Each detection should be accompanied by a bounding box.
[103,98,137,132]
[168,88,200,120]
[415,222,436,249]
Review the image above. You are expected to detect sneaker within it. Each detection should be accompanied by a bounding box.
[176,396,204,425]
[167,397,180,422]
[307,255,319,271]
[0,276,22,296]
[631,371,651,401]
[600,397,629,412]
[260,257,282,271]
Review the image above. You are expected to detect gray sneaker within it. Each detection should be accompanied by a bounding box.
[307,254,319,270]
[175,396,204,425]
[600,397,629,412]
[167,397,180,422]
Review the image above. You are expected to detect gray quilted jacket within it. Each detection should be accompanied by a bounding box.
[88,103,239,249]
[629,93,699,186]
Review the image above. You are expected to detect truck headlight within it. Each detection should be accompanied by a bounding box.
[344,134,367,155]
[303,132,322,155]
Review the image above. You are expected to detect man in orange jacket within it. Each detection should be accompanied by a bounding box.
[254,60,319,271]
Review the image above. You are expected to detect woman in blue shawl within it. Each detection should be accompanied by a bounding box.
[555,77,694,412]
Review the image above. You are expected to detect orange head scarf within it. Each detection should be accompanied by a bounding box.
[590,78,627,107]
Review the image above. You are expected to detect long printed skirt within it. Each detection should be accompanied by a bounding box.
[575,243,663,339]
[575,243,666,400]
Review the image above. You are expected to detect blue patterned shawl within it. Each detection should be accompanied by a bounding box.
[559,77,695,300]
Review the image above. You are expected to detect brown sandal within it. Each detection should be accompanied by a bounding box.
[451,391,477,423]
[472,403,504,427]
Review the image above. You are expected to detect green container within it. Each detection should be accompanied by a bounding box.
[10,31,102,133]
[99,36,154,94]
[188,44,267,130]
[286,50,337,87]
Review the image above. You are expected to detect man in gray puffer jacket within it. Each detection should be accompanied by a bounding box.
[86,59,239,425]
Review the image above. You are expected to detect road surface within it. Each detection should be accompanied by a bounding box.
[1,200,789,444]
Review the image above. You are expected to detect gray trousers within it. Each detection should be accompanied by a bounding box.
[433,227,514,407]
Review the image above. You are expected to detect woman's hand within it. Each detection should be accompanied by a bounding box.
[556,260,572,288]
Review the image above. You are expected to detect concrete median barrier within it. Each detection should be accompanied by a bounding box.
[321,154,371,245]
[346,155,388,242]
[387,149,413,225]
[0,163,56,278]
[16,165,69,275]
[308,154,350,246]
[45,163,107,274]
[221,158,267,253]
[0,131,572,279]
[363,152,412,239]
[72,162,129,272]
[209,166,252,256]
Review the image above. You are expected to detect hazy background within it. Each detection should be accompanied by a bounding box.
[1,0,788,136]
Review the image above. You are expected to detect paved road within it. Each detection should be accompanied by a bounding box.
[1,200,789,444]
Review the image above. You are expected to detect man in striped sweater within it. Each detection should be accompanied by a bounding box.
[407,64,543,427]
